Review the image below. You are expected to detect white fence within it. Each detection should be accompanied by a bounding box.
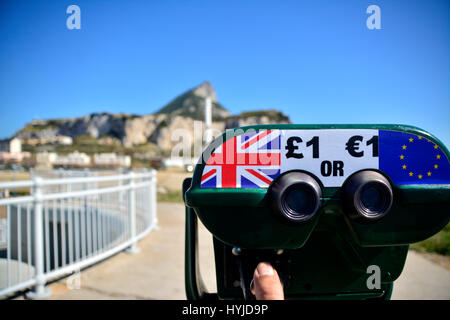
[0,170,158,299]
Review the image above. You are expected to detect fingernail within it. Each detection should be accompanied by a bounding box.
[257,263,274,276]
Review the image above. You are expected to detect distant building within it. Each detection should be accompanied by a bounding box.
[93,153,131,168]
[162,157,197,172]
[23,135,73,146]
[36,151,58,168]
[54,151,91,167]
[0,151,31,163]
[0,137,22,154]
[163,157,185,168]
[0,138,30,163]
[55,135,73,145]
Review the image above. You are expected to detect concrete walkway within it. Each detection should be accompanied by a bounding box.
[43,202,449,300]
[392,251,450,299]
[47,202,216,299]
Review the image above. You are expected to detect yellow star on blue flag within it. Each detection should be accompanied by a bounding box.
[379,130,450,185]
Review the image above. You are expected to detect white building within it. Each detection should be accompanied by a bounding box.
[93,153,131,168]
[54,151,91,167]
[0,138,31,163]
[0,138,22,154]
[36,151,58,167]
[163,157,197,172]
[23,135,73,146]
[55,136,73,145]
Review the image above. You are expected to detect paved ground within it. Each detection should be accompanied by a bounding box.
[392,251,450,300]
[41,202,449,300]
[46,202,216,300]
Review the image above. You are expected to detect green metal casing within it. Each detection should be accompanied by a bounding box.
[184,124,450,299]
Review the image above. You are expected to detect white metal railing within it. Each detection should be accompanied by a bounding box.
[0,170,158,299]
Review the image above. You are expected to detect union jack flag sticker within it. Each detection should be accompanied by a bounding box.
[201,130,281,188]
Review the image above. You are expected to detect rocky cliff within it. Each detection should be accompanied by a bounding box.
[155,81,231,120]
[14,82,291,151]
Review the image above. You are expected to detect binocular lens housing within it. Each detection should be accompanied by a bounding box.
[343,170,393,221]
[270,172,322,223]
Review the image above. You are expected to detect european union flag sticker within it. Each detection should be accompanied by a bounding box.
[379,130,450,185]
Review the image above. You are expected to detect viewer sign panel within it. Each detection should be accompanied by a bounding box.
[200,128,450,188]
[281,130,379,187]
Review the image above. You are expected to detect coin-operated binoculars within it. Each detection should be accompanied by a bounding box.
[183,125,450,300]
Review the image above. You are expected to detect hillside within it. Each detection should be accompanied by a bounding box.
[156,81,230,120]
[14,82,291,151]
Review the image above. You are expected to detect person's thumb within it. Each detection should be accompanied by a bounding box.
[251,262,284,300]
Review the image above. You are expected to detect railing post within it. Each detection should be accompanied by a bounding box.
[58,168,63,193]
[118,168,124,209]
[83,169,89,212]
[151,169,158,230]
[126,172,140,254]
[26,177,51,299]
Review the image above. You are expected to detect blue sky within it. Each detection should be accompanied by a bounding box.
[0,0,449,146]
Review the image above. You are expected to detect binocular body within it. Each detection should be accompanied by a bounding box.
[184,124,450,300]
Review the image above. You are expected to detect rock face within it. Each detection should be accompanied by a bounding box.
[156,81,231,120]
[122,114,163,147]
[14,82,291,151]
[225,110,291,129]
[148,116,225,151]
[59,113,127,139]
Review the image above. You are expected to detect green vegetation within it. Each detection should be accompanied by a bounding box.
[75,135,99,145]
[55,140,125,155]
[157,190,183,203]
[125,114,141,119]
[21,119,66,132]
[226,110,291,123]
[22,124,55,132]
[88,112,140,119]
[114,113,141,120]
[132,142,161,154]
[411,223,450,256]
[156,119,169,129]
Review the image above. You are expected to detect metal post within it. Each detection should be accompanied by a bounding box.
[126,172,140,254]
[118,167,124,208]
[82,169,88,259]
[204,97,212,144]
[151,169,158,230]
[26,177,51,299]
[83,168,88,214]
[58,168,63,193]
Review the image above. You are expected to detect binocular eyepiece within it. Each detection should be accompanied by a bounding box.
[270,170,394,223]
[342,170,393,221]
[270,172,322,223]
